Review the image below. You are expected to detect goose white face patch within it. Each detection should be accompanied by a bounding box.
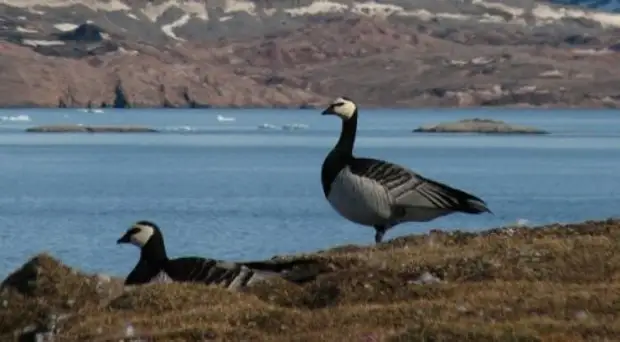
[327,167,392,226]
[330,97,357,120]
[129,224,154,247]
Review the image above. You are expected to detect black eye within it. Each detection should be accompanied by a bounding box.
[128,227,141,235]
[333,102,345,107]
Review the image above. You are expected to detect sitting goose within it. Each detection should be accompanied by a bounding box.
[116,220,321,289]
[320,97,492,243]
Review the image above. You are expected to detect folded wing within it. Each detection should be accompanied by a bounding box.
[166,257,324,290]
[349,157,491,222]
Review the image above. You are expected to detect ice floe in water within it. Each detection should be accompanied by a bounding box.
[0,114,31,122]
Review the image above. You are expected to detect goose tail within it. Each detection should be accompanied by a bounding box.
[242,258,325,284]
[463,196,493,215]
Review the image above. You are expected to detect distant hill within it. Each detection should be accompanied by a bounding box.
[0,0,619,108]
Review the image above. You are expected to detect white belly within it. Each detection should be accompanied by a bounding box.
[326,168,391,226]
[149,271,174,284]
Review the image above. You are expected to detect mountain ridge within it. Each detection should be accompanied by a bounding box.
[1,0,620,108]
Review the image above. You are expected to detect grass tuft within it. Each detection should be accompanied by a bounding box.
[2,218,620,341]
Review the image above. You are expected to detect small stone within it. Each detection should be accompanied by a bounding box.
[574,310,589,320]
[412,271,442,285]
[515,218,530,227]
[125,323,135,337]
[203,331,217,340]
[96,273,111,283]
[456,305,468,313]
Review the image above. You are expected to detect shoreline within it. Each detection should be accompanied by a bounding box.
[2,217,619,341]
[1,104,619,111]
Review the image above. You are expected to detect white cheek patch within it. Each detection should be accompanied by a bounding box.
[334,101,356,120]
[129,226,154,247]
[336,112,351,120]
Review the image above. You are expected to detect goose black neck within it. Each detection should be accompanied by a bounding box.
[334,110,358,155]
[140,235,168,264]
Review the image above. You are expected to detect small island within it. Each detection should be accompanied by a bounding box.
[413,118,549,135]
[25,125,158,133]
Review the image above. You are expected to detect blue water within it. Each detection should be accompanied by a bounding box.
[0,108,619,280]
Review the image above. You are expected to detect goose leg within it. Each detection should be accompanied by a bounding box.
[374,225,387,244]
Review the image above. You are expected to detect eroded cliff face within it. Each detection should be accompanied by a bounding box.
[0,0,619,108]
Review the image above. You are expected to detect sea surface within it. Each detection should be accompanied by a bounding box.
[0,107,619,279]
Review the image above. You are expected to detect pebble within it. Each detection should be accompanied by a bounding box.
[97,273,111,282]
[125,323,135,337]
[574,310,589,320]
[411,271,442,285]
[35,332,55,342]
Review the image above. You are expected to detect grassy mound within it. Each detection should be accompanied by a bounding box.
[2,219,620,341]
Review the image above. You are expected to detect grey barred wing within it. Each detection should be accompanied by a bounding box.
[347,157,436,217]
[166,257,248,286]
[165,257,324,289]
[349,157,490,217]
[348,157,416,192]
[241,258,324,283]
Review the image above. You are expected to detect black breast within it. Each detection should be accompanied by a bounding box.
[124,258,165,285]
[321,149,349,197]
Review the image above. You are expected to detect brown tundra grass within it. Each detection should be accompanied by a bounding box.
[2,218,620,341]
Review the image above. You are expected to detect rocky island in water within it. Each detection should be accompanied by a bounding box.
[413,118,549,135]
[25,125,158,133]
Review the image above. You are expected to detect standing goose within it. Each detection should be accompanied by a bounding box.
[320,97,492,244]
[116,220,321,289]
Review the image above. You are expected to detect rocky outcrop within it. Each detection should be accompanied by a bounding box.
[56,23,105,42]
[113,81,131,109]
[413,118,549,134]
[25,125,158,133]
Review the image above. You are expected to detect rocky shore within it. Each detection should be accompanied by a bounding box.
[2,218,619,341]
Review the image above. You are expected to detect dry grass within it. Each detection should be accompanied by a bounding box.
[2,218,620,341]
